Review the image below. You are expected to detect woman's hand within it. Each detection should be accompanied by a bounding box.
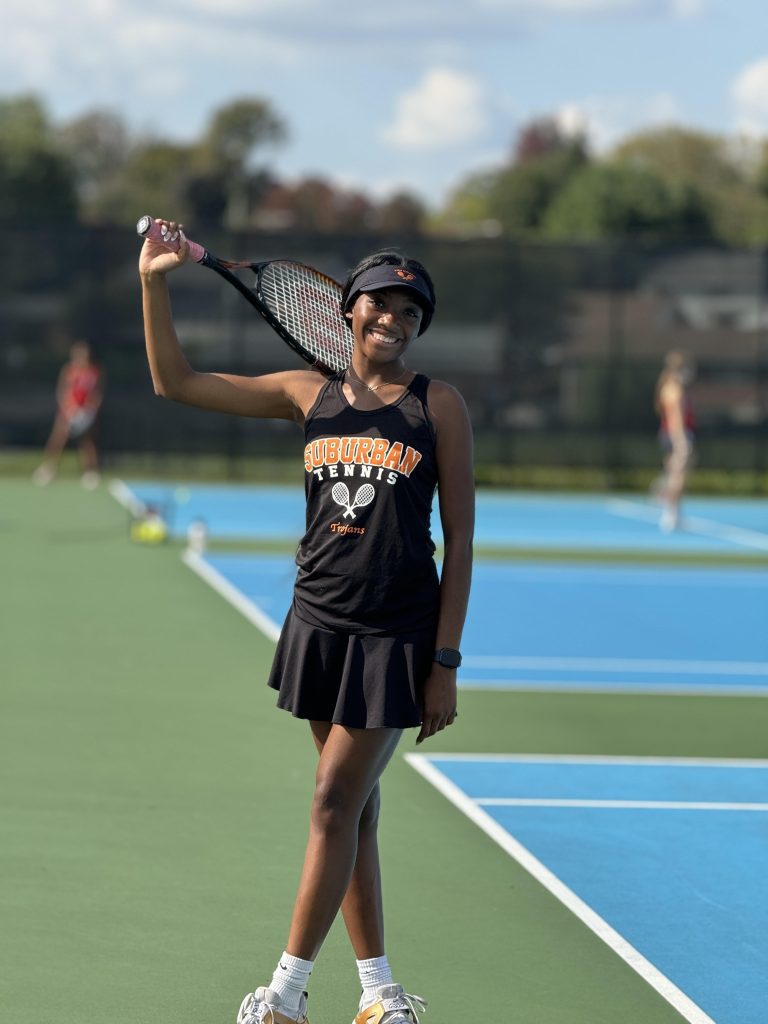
[417,666,458,744]
[138,219,188,278]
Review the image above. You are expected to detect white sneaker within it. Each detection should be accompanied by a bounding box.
[660,507,679,533]
[32,465,54,486]
[354,984,427,1024]
[81,470,100,490]
[237,987,309,1024]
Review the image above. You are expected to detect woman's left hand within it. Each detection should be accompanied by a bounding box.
[416,667,458,744]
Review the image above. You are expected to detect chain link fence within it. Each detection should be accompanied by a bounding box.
[2,223,766,489]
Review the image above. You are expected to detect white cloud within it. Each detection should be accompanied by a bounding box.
[383,68,489,150]
[731,57,768,135]
[554,93,683,151]
[670,0,705,17]
[1,2,302,118]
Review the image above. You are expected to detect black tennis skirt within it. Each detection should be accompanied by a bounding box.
[267,604,436,729]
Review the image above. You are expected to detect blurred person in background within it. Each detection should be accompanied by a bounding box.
[654,349,695,532]
[33,340,105,489]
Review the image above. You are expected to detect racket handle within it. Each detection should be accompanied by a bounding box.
[136,215,206,264]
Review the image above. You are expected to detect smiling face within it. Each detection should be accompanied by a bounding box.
[346,288,425,363]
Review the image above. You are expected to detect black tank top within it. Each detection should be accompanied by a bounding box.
[293,371,440,634]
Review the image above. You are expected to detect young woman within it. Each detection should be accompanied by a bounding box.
[139,220,474,1024]
[654,349,695,532]
[33,339,104,489]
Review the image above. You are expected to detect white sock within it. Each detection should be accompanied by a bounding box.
[269,951,313,1016]
[357,955,394,1006]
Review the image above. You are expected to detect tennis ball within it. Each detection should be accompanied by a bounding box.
[131,517,168,544]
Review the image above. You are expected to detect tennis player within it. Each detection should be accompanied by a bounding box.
[139,222,474,1024]
[33,339,104,489]
[655,349,695,532]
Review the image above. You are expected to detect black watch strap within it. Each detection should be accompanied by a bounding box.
[434,647,462,669]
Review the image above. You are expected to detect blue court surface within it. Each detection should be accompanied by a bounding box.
[111,481,768,695]
[177,552,768,696]
[111,481,768,555]
[115,481,768,1022]
[406,753,768,1024]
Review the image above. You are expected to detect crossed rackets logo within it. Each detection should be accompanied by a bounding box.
[331,482,375,518]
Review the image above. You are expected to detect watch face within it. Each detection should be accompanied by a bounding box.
[436,648,462,668]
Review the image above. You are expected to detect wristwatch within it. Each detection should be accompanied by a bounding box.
[434,648,462,669]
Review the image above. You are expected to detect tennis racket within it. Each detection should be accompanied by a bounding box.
[136,215,352,375]
[331,481,376,519]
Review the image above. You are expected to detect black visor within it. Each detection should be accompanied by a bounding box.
[343,265,435,333]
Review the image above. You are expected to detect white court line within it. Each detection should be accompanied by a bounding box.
[476,798,768,811]
[406,752,718,1024]
[458,679,768,696]
[608,498,768,551]
[182,550,282,643]
[423,752,768,767]
[462,655,768,676]
[110,481,283,643]
[108,478,148,517]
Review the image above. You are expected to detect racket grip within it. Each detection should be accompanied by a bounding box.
[136,215,206,264]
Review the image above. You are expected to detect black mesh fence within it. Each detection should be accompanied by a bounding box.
[2,222,767,488]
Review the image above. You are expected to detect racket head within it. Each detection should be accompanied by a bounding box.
[331,482,351,505]
[352,483,375,507]
[250,260,352,375]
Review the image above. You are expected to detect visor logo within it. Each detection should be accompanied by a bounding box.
[395,269,415,281]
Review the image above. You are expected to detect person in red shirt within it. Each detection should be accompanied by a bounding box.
[33,340,105,488]
[654,349,695,531]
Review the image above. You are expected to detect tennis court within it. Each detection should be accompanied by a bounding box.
[112,480,768,1023]
[110,481,768,555]
[180,554,768,695]
[407,753,768,1024]
[4,477,768,1024]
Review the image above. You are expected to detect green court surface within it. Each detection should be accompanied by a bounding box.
[2,477,767,1024]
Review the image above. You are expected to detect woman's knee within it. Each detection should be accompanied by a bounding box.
[310,774,361,835]
[357,787,381,836]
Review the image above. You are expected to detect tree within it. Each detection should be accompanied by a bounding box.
[55,109,131,217]
[193,98,286,228]
[256,177,376,233]
[756,140,768,197]
[514,115,587,165]
[488,144,588,236]
[374,191,427,235]
[436,117,588,237]
[95,141,194,225]
[199,99,284,171]
[610,126,766,245]
[541,163,713,243]
[0,95,77,221]
[436,170,499,234]
[611,126,741,191]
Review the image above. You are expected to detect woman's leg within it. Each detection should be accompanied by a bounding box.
[309,722,386,958]
[33,412,70,482]
[661,443,690,530]
[78,431,100,475]
[285,723,402,961]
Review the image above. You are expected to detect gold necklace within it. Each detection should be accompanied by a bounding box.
[347,367,409,393]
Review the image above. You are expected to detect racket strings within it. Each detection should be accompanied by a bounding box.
[259,264,352,372]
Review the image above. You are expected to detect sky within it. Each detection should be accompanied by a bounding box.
[3,0,768,208]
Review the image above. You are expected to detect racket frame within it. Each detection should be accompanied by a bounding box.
[137,215,351,375]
